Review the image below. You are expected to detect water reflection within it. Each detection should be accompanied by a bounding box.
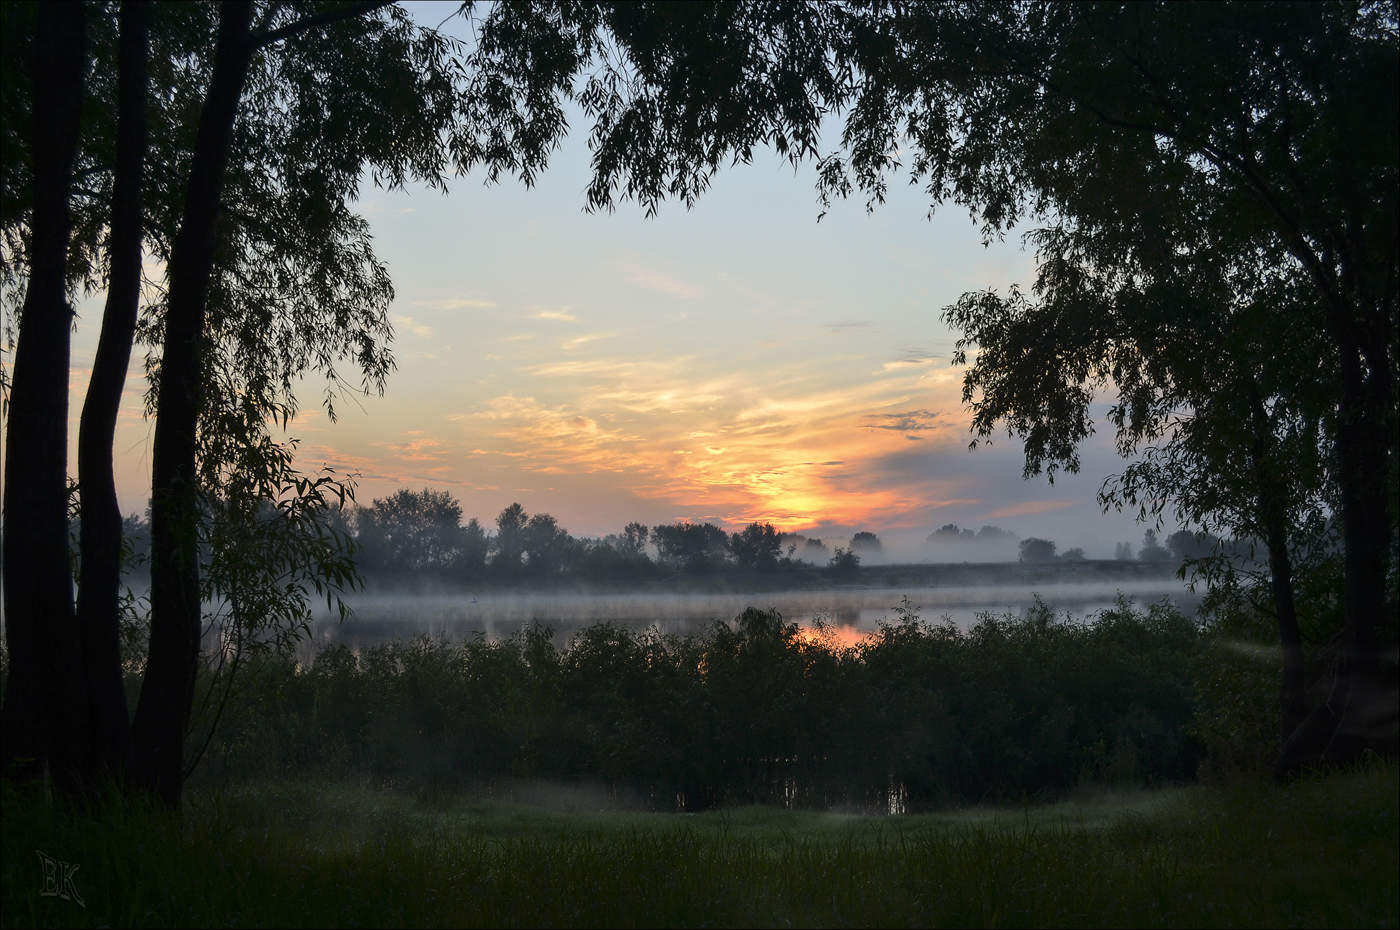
[298,579,1200,662]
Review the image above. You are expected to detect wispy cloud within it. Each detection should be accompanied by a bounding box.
[864,409,944,434]
[372,432,448,463]
[826,320,873,331]
[983,499,1076,520]
[530,308,577,322]
[562,332,609,350]
[629,267,701,299]
[878,349,939,374]
[391,314,435,338]
[411,297,497,311]
[448,352,978,532]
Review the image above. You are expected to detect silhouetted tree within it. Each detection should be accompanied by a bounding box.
[492,503,528,578]
[910,2,1396,771]
[4,0,504,803]
[850,532,882,558]
[1167,530,1220,564]
[72,0,149,789]
[620,522,649,556]
[523,512,573,577]
[731,522,782,572]
[652,522,731,573]
[1,0,89,792]
[1138,531,1172,564]
[1019,538,1058,564]
[930,523,975,543]
[355,489,467,576]
[828,547,860,576]
[460,518,490,579]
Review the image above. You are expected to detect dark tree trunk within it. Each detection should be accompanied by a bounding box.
[1244,386,1306,741]
[0,1,88,792]
[76,0,150,789]
[129,0,252,807]
[1324,352,1397,755]
[1258,474,1306,739]
[1277,311,1398,777]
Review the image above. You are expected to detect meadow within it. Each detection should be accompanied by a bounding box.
[3,761,1395,928]
[4,597,1393,927]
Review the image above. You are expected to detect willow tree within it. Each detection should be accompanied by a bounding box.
[879,1,1398,770]
[449,0,1397,769]
[0,0,89,794]
[3,0,497,803]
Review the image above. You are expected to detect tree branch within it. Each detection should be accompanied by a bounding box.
[249,0,394,50]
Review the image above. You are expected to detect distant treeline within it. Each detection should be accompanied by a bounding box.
[1014,528,1247,565]
[197,600,1204,811]
[344,490,891,582]
[111,488,1235,586]
[108,489,1002,584]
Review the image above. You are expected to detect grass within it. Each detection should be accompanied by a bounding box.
[3,761,1396,928]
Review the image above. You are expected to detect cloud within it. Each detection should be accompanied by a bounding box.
[562,332,609,350]
[391,314,435,338]
[864,409,944,434]
[826,320,873,331]
[983,499,1076,520]
[446,350,980,532]
[411,297,497,310]
[629,267,701,299]
[877,349,939,374]
[530,309,577,322]
[372,433,449,463]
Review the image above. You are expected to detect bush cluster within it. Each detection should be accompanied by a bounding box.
[197,599,1202,810]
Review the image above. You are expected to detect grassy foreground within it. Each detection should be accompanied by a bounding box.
[3,762,1396,928]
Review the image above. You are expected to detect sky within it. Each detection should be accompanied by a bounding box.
[57,2,1172,560]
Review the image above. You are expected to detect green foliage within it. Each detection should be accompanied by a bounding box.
[5,762,1396,927]
[1191,592,1288,778]
[1187,556,1392,778]
[196,601,1203,809]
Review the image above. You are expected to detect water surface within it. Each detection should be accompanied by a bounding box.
[302,577,1199,658]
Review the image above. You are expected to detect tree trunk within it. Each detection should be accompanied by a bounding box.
[1324,353,1397,757]
[129,0,252,807]
[0,1,88,793]
[76,0,149,790]
[1277,314,1398,777]
[1259,476,1306,738]
[1243,385,1306,742]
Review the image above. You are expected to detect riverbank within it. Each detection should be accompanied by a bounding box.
[356,558,1185,596]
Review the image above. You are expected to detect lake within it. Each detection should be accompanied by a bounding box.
[299,574,1201,660]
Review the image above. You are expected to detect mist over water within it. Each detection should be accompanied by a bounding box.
[301,577,1200,659]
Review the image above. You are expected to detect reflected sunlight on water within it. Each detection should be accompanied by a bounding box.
[296,579,1200,661]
